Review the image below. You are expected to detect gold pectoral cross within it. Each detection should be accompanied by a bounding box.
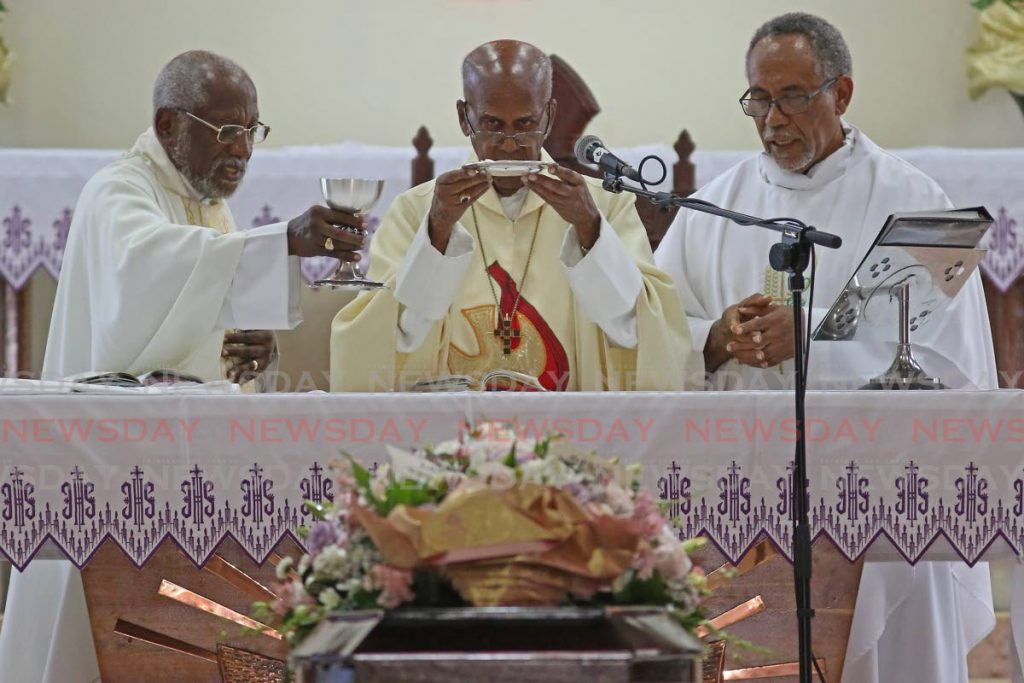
[494,314,521,355]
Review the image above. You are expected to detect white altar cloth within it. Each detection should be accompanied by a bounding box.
[1,389,1022,683]
[0,390,1020,569]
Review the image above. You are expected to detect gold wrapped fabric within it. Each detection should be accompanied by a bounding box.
[352,482,642,606]
[444,560,606,606]
[967,2,1024,99]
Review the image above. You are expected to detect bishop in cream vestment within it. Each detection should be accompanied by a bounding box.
[331,155,699,392]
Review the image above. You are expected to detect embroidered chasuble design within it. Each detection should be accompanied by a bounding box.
[448,262,570,391]
[181,197,231,235]
[762,265,812,307]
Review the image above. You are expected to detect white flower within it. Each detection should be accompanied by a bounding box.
[319,587,342,611]
[653,541,692,582]
[312,544,348,578]
[432,439,462,457]
[604,482,634,516]
[520,457,581,487]
[275,556,294,580]
[370,464,391,500]
[297,554,311,575]
[466,440,509,469]
[477,461,517,490]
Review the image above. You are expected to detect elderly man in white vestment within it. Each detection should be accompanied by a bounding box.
[655,13,997,683]
[331,40,697,392]
[0,50,368,683]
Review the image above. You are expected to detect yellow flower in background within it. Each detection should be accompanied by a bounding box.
[0,35,11,105]
[0,1,9,105]
[967,1,1024,98]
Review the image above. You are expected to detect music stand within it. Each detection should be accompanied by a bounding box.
[812,207,993,389]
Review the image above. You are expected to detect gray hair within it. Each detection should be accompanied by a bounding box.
[746,13,852,80]
[152,50,254,112]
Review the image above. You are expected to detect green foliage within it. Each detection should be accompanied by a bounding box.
[375,478,441,516]
[303,501,327,521]
[347,453,445,516]
[670,605,708,633]
[350,457,371,490]
[503,445,517,468]
[613,572,671,605]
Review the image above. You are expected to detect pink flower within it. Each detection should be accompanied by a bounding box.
[370,564,415,609]
[632,491,666,537]
[653,541,692,582]
[632,545,657,581]
[605,482,633,514]
[270,579,310,616]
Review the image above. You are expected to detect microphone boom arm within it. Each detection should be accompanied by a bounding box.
[601,174,842,249]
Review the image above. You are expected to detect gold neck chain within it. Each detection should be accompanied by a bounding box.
[469,203,543,355]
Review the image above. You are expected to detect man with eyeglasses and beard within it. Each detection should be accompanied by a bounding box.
[3,50,366,683]
[43,49,366,387]
[655,12,998,683]
[332,39,697,392]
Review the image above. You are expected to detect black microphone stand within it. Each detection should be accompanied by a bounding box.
[601,173,842,683]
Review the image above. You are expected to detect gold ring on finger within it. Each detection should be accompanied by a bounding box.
[324,237,335,251]
[251,360,259,372]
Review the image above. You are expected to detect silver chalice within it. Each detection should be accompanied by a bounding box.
[313,178,386,290]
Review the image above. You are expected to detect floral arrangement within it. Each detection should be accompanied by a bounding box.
[259,422,707,647]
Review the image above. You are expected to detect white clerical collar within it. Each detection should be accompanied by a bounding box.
[128,128,220,205]
[758,123,861,191]
[498,186,530,222]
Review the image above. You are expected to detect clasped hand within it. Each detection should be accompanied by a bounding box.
[707,293,798,371]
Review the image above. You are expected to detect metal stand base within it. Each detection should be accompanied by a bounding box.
[862,342,946,390]
[862,284,948,391]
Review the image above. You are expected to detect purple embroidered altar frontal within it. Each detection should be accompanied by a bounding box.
[0,390,1021,571]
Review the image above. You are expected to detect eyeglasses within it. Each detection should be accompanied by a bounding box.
[464,101,552,148]
[739,77,838,118]
[181,110,271,145]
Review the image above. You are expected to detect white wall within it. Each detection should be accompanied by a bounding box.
[0,0,1022,152]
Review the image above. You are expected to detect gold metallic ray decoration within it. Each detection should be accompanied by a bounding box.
[113,619,219,663]
[705,538,779,592]
[723,658,826,680]
[158,579,283,640]
[202,552,279,603]
[114,619,287,683]
[696,596,766,639]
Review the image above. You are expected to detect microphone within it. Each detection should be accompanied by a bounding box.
[574,135,643,183]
